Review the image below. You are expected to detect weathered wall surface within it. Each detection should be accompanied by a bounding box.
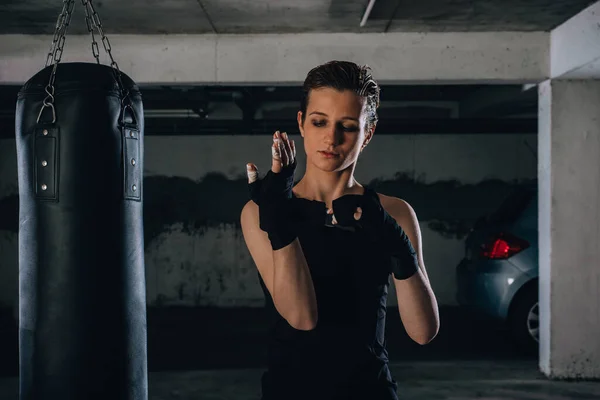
[0,133,537,310]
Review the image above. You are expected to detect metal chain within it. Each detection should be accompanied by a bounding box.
[81,0,128,101]
[39,0,75,123]
[44,0,75,68]
[38,0,129,124]
[83,1,100,64]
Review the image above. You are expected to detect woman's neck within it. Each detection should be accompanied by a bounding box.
[294,163,364,207]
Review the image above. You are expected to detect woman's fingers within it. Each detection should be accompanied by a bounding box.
[279,132,291,166]
[326,206,361,225]
[246,163,259,183]
[271,132,282,173]
[280,140,290,166]
[281,132,294,166]
[354,207,362,221]
[270,131,295,171]
[327,208,338,225]
[290,139,296,160]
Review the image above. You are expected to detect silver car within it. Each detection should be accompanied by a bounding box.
[456,184,539,352]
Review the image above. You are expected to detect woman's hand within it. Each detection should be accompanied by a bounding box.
[247,131,296,183]
[325,191,362,227]
[327,206,362,225]
[246,131,298,251]
[246,130,297,206]
[331,190,419,280]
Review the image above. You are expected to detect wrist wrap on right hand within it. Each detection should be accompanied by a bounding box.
[331,189,419,280]
[248,161,297,250]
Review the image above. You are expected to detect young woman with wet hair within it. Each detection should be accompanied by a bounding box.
[241,61,439,400]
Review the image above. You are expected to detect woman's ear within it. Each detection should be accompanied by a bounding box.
[297,111,305,138]
[361,124,376,151]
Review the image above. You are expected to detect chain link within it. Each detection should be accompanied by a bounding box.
[38,0,129,124]
[39,0,75,123]
[83,4,100,64]
[45,0,75,68]
[81,0,128,101]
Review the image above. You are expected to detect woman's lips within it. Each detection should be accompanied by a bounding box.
[319,151,338,158]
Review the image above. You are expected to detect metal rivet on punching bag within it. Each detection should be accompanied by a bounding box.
[15,1,148,399]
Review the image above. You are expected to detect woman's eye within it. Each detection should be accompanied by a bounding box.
[342,125,359,132]
[311,120,357,132]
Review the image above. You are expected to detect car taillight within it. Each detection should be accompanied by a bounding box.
[480,233,529,259]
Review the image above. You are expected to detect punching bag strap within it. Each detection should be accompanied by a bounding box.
[81,0,140,201]
[34,0,74,200]
[121,102,141,202]
[81,0,141,202]
[33,125,60,201]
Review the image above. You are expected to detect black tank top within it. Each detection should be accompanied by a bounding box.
[258,186,399,400]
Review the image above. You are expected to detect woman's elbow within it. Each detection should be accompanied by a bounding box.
[410,324,439,345]
[288,311,318,331]
[273,296,318,331]
[412,333,436,345]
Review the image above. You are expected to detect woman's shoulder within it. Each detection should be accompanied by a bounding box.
[371,190,415,220]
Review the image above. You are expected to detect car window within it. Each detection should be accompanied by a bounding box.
[488,187,536,225]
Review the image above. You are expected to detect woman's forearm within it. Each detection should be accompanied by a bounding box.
[394,268,439,345]
[272,239,318,331]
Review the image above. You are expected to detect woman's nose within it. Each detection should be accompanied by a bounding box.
[323,125,342,145]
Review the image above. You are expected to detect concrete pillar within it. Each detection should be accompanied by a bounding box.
[538,79,600,379]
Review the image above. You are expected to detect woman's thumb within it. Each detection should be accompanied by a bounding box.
[246,163,258,183]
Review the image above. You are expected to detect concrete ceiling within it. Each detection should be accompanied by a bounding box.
[0,0,595,35]
[0,0,570,136]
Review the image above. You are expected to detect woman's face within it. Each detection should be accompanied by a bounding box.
[297,87,372,173]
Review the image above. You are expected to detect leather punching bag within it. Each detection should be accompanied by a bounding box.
[15,61,148,399]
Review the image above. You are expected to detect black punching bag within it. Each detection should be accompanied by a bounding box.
[15,62,148,400]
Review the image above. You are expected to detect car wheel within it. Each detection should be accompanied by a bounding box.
[508,285,539,354]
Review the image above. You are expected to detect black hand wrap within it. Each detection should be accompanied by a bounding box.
[332,189,419,280]
[248,161,298,251]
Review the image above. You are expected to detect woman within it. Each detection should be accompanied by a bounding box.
[240,61,439,400]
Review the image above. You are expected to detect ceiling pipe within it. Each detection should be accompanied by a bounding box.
[360,0,377,27]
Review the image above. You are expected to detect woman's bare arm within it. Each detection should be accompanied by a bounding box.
[381,195,440,345]
[241,200,318,331]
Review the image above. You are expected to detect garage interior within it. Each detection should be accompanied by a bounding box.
[0,0,599,399]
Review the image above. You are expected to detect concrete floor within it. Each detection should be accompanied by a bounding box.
[0,306,535,376]
[0,361,599,399]
[1,307,599,399]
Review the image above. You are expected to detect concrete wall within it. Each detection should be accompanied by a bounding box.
[0,132,537,310]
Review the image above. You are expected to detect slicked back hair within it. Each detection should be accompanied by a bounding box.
[300,61,380,130]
